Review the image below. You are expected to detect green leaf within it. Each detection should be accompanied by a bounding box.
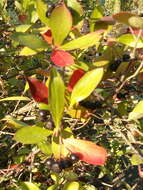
[67,0,83,16]
[82,184,97,190]
[15,25,31,32]
[37,141,52,155]
[0,96,30,101]
[128,100,143,120]
[131,154,143,165]
[2,116,28,129]
[49,4,72,45]
[128,16,143,29]
[70,68,104,107]
[19,182,40,190]
[60,32,103,51]
[36,0,49,26]
[22,0,31,11]
[38,103,50,111]
[14,126,52,144]
[90,6,103,32]
[12,33,49,51]
[64,172,78,181]
[117,34,143,48]
[52,135,69,159]
[67,0,83,25]
[115,61,130,76]
[51,173,59,183]
[93,57,109,67]
[19,47,37,56]
[49,68,65,129]
[63,181,80,190]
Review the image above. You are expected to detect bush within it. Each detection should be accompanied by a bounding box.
[0,0,143,189]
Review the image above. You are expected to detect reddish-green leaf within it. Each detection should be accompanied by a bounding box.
[26,77,48,104]
[49,4,72,45]
[113,11,135,25]
[97,16,115,25]
[50,50,74,67]
[49,68,65,128]
[70,68,104,107]
[68,69,85,92]
[63,138,107,165]
[41,29,53,44]
[60,32,103,51]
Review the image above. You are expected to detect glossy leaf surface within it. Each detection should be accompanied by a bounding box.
[63,181,80,190]
[19,47,37,56]
[36,0,49,26]
[49,4,72,45]
[68,69,85,92]
[49,68,65,128]
[19,182,40,190]
[70,68,104,107]
[60,32,103,50]
[15,24,31,32]
[15,126,52,144]
[117,34,143,48]
[51,50,74,67]
[27,77,48,104]
[63,138,107,165]
[12,33,49,51]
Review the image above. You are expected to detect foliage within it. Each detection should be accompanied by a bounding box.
[1,0,143,190]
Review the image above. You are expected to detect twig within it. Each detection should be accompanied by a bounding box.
[0,131,14,136]
[116,60,143,93]
[113,127,143,157]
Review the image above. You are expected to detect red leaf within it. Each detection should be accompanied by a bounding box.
[41,29,53,45]
[26,77,48,104]
[50,50,74,67]
[68,69,85,92]
[63,138,107,165]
